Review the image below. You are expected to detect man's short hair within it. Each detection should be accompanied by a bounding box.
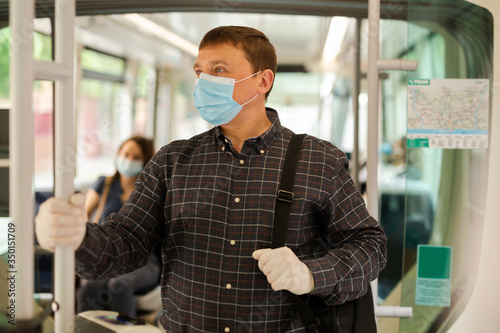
[199,26,277,99]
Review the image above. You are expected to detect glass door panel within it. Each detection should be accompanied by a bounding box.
[399,1,493,332]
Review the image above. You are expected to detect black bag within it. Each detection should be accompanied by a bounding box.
[272,134,377,333]
[289,283,377,333]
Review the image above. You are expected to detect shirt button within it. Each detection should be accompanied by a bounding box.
[234,197,240,203]
[225,328,230,332]
[259,149,265,154]
[239,159,244,165]
[230,240,236,246]
[221,146,225,151]
[225,138,228,143]
[226,283,232,289]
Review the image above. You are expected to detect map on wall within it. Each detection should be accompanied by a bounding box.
[407,79,489,149]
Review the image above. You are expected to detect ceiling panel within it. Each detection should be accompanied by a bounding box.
[0,0,409,23]
[140,12,331,65]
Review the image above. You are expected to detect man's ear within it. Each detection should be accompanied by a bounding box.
[257,69,274,95]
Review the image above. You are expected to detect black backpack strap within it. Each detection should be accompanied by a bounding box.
[271,134,322,333]
[271,133,305,249]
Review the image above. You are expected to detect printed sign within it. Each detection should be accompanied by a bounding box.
[415,245,453,307]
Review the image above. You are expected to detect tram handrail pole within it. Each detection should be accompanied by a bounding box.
[9,0,35,320]
[53,0,76,332]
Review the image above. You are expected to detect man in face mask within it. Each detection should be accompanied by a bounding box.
[35,26,387,333]
[192,32,276,153]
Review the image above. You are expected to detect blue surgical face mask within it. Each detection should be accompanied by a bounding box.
[116,156,144,178]
[193,72,260,126]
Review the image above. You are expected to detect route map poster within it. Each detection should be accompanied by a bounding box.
[407,79,489,149]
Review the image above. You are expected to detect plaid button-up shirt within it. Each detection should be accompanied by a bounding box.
[76,108,387,332]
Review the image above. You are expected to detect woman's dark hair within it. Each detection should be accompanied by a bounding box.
[113,135,155,180]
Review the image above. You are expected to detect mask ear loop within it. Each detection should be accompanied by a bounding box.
[236,71,262,107]
[240,92,260,107]
[235,71,262,83]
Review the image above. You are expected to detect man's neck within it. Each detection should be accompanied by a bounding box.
[220,107,271,153]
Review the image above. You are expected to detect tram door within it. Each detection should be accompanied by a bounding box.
[376,1,493,332]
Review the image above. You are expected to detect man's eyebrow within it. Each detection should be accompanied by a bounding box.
[192,60,231,70]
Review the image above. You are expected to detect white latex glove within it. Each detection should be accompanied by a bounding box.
[35,193,88,252]
[252,246,314,295]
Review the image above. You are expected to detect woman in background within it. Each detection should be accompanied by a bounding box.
[85,135,155,224]
[77,135,161,317]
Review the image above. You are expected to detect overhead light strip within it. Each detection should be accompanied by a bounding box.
[123,14,198,57]
[322,16,350,64]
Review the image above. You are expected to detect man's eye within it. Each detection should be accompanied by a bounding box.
[215,68,224,73]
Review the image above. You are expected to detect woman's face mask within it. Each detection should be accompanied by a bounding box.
[193,72,260,126]
[116,156,144,178]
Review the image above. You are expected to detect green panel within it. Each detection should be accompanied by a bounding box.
[417,245,452,279]
[407,138,429,148]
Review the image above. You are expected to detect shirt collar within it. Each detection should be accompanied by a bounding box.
[214,107,282,154]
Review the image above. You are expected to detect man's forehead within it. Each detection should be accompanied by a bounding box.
[198,42,240,54]
[194,44,247,66]
[200,40,240,50]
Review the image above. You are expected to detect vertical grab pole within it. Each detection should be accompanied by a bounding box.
[352,18,361,191]
[367,0,381,305]
[367,0,380,232]
[53,0,76,332]
[9,0,35,320]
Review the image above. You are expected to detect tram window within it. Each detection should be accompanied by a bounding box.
[75,48,159,184]
[76,78,125,183]
[33,31,52,61]
[377,2,492,330]
[0,27,55,189]
[133,64,155,135]
[269,72,322,137]
[33,32,54,189]
[0,28,10,105]
[76,48,127,184]
[0,28,52,103]
[81,47,125,77]
[33,80,54,189]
